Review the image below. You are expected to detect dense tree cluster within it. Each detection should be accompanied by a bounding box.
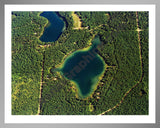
[12,11,46,115]
[102,12,149,115]
[75,11,109,29]
[138,12,149,30]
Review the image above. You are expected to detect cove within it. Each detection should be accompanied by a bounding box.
[39,11,65,42]
[58,36,106,99]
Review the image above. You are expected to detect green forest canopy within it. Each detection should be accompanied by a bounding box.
[11,11,149,115]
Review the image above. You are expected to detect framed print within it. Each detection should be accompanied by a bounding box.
[1,0,159,128]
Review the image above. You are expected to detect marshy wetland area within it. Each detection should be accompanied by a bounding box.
[12,11,149,115]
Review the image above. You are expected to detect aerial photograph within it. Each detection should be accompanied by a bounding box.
[11,11,149,115]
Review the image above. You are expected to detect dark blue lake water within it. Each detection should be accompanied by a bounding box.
[59,36,105,99]
[40,11,65,42]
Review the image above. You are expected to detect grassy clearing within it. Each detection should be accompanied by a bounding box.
[71,12,82,29]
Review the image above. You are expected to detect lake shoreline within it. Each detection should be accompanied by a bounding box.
[57,36,107,99]
[37,12,49,41]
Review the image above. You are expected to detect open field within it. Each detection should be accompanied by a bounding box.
[71,11,82,29]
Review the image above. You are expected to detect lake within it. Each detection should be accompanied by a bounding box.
[59,36,106,99]
[39,11,65,42]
